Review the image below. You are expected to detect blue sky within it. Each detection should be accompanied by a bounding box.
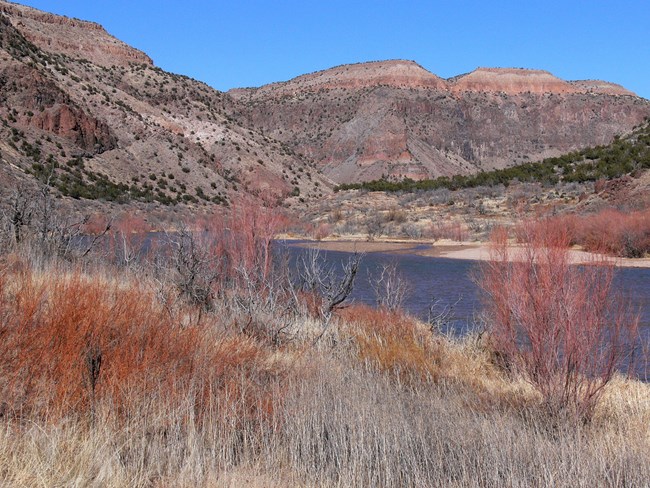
[14,1,650,98]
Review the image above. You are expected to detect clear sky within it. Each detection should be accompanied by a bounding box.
[13,1,650,99]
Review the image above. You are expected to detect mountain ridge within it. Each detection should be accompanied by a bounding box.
[0,0,326,214]
[226,60,649,183]
[229,61,638,98]
[0,1,153,67]
[0,0,647,211]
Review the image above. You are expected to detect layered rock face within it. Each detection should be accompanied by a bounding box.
[0,0,647,210]
[0,1,152,67]
[450,67,635,96]
[229,61,650,183]
[0,15,117,153]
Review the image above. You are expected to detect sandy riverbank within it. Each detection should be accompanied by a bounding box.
[281,236,650,268]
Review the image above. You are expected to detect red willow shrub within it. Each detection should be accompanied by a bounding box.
[223,197,287,285]
[478,221,640,420]
[0,265,282,422]
[574,208,650,258]
[538,208,650,258]
[428,221,467,242]
[193,197,289,297]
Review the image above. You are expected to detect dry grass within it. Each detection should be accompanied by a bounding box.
[0,254,649,486]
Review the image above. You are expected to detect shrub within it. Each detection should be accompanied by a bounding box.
[477,221,639,421]
[312,222,331,241]
[0,264,282,423]
[428,220,467,242]
[341,304,442,382]
[541,209,650,258]
[575,209,650,258]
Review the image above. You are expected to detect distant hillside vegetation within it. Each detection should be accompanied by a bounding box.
[335,120,650,193]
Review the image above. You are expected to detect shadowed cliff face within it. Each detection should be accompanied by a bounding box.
[229,62,650,183]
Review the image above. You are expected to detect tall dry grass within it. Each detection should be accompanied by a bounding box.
[0,205,649,485]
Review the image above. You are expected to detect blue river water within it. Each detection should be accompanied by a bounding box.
[279,240,650,378]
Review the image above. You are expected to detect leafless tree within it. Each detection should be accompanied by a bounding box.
[297,248,362,344]
[365,215,383,241]
[156,227,222,311]
[4,185,33,246]
[1,183,110,260]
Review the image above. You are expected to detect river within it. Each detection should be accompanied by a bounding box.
[280,240,650,378]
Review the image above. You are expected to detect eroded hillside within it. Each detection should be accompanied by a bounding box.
[228,60,650,183]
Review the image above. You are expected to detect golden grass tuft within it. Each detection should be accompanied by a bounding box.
[341,304,442,381]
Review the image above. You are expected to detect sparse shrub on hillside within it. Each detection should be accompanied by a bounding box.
[400,222,422,238]
[335,121,650,195]
[478,221,640,421]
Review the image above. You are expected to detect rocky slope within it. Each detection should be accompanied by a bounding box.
[0,1,153,67]
[228,61,650,183]
[0,0,325,217]
[0,0,647,219]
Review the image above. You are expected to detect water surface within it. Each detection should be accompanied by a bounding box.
[280,240,650,378]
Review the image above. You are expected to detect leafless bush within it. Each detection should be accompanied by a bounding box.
[154,227,222,310]
[401,222,422,239]
[427,296,462,335]
[428,220,467,241]
[477,222,640,421]
[328,208,345,224]
[384,208,407,224]
[296,248,361,342]
[368,261,410,311]
[1,185,33,248]
[1,184,110,262]
[365,214,383,241]
[426,188,453,205]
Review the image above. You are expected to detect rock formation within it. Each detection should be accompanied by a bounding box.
[229,61,650,182]
[0,1,152,67]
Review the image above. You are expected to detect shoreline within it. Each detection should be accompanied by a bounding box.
[279,235,650,268]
